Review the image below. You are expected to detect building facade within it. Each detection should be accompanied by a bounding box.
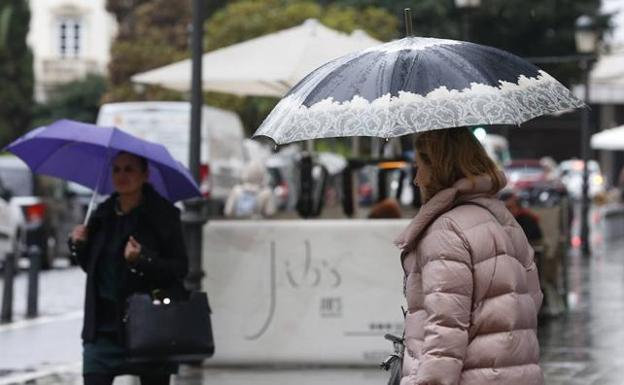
[27,0,117,102]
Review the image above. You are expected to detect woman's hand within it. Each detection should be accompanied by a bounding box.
[124,236,142,263]
[71,225,88,243]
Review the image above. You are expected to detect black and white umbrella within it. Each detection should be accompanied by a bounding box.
[254,37,585,144]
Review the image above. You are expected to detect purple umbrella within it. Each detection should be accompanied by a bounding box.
[4,119,201,222]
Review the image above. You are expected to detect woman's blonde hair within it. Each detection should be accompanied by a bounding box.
[414,127,504,200]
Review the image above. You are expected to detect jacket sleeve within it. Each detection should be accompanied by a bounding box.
[128,210,189,286]
[415,218,473,385]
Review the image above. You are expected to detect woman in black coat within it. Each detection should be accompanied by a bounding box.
[69,151,188,385]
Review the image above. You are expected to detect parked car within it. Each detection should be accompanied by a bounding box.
[504,159,568,206]
[0,185,21,269]
[0,155,83,269]
[558,159,606,200]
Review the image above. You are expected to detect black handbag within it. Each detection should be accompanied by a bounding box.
[380,333,404,385]
[124,291,215,362]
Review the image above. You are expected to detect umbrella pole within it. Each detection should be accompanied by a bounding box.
[83,164,105,225]
[404,8,413,37]
[83,190,99,226]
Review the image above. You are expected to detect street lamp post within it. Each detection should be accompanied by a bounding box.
[183,0,207,292]
[575,15,598,257]
[455,0,481,41]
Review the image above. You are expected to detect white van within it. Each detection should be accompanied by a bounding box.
[96,102,246,206]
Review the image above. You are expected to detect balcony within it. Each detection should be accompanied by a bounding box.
[39,57,101,85]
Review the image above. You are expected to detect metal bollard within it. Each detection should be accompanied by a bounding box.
[1,252,16,323]
[26,245,41,318]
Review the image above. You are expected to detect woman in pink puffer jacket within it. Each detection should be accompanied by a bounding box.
[395,128,543,385]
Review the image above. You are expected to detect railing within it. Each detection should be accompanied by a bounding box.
[39,57,100,84]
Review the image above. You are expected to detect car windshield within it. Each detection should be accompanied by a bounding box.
[0,168,33,196]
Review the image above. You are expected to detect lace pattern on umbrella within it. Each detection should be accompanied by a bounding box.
[255,71,585,144]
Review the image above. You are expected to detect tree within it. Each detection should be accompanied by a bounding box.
[205,0,398,51]
[323,0,612,84]
[0,0,33,147]
[203,0,399,135]
[31,74,107,128]
[103,0,191,103]
[102,0,399,134]
[469,1,611,83]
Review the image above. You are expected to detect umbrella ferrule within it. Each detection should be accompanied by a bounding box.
[404,8,414,37]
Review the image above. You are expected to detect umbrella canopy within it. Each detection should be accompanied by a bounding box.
[254,37,585,144]
[4,119,201,202]
[131,19,381,97]
[591,125,624,150]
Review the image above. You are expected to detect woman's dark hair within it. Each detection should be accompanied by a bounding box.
[116,151,148,172]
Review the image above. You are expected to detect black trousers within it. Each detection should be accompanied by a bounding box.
[83,373,170,385]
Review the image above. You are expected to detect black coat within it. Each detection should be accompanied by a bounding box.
[71,184,189,342]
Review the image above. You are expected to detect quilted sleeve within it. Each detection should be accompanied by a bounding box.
[415,217,473,385]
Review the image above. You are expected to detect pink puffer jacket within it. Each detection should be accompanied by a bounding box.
[394,174,543,385]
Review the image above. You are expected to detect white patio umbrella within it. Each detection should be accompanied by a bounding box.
[591,125,624,150]
[131,19,381,97]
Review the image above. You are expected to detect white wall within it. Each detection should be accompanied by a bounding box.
[27,0,117,100]
[202,219,408,365]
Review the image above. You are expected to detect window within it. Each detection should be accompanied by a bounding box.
[57,17,82,58]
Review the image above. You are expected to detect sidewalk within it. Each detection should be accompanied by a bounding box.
[0,266,84,321]
[538,238,624,385]
[4,238,624,384]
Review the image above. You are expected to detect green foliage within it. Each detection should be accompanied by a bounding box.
[103,0,190,102]
[319,0,459,37]
[107,39,188,87]
[204,0,399,135]
[103,0,398,134]
[468,0,608,84]
[32,74,107,127]
[315,138,353,157]
[205,0,398,51]
[0,4,12,49]
[0,0,33,147]
[103,0,610,136]
[323,0,610,84]
[322,5,399,40]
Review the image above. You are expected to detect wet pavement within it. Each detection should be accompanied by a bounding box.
[2,207,624,384]
[539,236,624,385]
